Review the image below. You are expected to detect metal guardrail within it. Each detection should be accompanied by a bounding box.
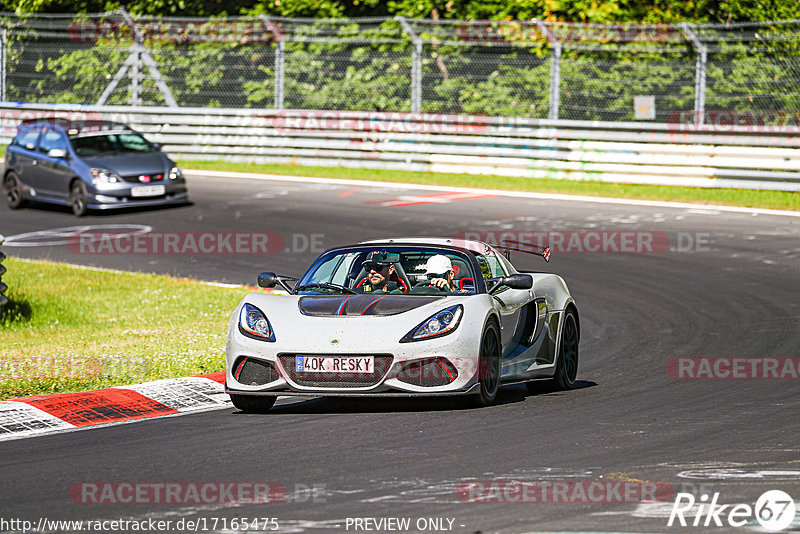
[0,234,7,312]
[2,102,800,191]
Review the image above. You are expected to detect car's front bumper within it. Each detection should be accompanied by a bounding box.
[225,349,481,395]
[225,383,481,397]
[88,191,188,210]
[87,179,188,209]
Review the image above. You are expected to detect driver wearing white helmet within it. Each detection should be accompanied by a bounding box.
[411,254,458,293]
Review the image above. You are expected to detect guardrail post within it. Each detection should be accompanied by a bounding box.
[681,23,707,124]
[261,16,285,110]
[0,235,7,313]
[396,16,422,113]
[535,20,561,120]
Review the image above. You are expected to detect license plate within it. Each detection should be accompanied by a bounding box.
[131,185,166,197]
[296,356,374,374]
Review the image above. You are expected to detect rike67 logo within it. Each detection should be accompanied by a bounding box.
[668,490,796,531]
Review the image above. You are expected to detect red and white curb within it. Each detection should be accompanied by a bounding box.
[0,372,231,442]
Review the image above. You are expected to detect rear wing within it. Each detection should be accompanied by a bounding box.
[498,239,551,263]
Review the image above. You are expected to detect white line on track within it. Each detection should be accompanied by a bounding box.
[186,169,800,218]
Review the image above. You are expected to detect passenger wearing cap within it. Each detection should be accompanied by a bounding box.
[360,251,401,293]
[410,254,459,294]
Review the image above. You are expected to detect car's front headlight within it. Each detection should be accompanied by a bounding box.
[91,168,121,184]
[169,166,182,180]
[400,305,463,343]
[238,303,275,341]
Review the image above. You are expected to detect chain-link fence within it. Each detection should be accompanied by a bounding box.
[2,11,800,122]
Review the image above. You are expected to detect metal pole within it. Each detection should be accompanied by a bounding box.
[129,50,142,106]
[274,40,285,110]
[535,20,561,120]
[260,16,285,110]
[97,51,136,106]
[695,49,707,119]
[0,28,6,102]
[411,41,422,113]
[396,16,422,113]
[680,23,707,124]
[549,42,562,120]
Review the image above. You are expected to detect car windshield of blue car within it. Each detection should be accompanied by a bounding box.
[70,132,155,156]
[294,247,478,295]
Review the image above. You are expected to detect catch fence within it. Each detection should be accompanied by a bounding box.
[3,11,800,122]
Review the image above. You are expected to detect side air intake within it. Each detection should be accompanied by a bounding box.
[233,357,278,386]
[396,358,457,387]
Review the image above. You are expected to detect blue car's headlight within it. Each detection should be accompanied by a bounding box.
[400,305,463,343]
[238,303,275,342]
[91,168,121,184]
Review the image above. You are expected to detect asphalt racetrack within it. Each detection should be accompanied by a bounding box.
[1,171,799,533]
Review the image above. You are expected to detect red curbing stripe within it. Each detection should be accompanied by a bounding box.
[18,389,178,427]
[386,194,495,207]
[195,371,226,384]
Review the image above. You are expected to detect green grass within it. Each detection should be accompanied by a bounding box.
[0,258,262,400]
[182,160,799,211]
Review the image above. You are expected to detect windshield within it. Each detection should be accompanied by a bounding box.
[70,132,155,156]
[295,246,479,296]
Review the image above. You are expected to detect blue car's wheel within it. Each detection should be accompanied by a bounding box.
[3,172,26,209]
[69,181,88,217]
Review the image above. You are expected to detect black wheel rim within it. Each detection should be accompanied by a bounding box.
[561,315,579,383]
[480,327,500,394]
[6,177,20,204]
[71,185,85,213]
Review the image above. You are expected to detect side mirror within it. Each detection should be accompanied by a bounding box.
[503,273,533,290]
[257,272,278,288]
[152,142,162,150]
[258,272,297,292]
[47,148,67,159]
[488,273,533,293]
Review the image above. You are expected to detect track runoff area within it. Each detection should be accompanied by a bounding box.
[0,170,799,533]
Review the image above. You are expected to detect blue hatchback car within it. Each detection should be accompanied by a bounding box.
[3,119,188,216]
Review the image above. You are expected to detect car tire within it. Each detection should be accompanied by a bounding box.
[3,172,26,209]
[230,394,277,413]
[469,320,501,407]
[69,180,88,217]
[552,310,579,390]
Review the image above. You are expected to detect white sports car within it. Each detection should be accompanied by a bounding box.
[224,237,579,412]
